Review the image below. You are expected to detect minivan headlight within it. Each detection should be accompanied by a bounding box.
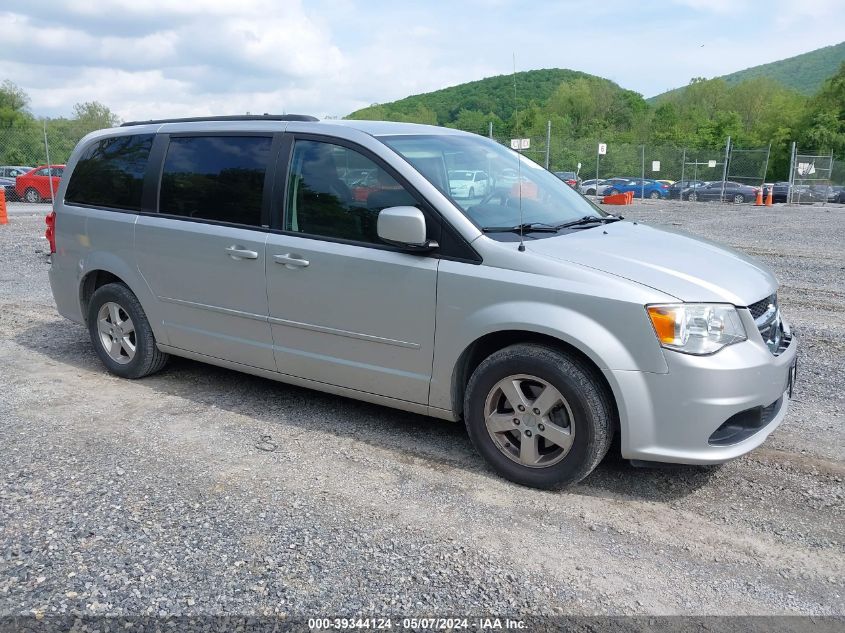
[646,304,746,355]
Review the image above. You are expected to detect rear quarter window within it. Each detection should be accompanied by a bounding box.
[65,134,154,211]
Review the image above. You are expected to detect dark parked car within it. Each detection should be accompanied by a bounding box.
[828,185,845,203]
[765,182,829,204]
[553,171,581,189]
[684,181,759,203]
[668,180,705,200]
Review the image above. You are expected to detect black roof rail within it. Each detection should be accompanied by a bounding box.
[120,114,319,127]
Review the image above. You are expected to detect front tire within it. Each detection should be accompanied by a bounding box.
[688,192,698,202]
[607,189,619,196]
[649,190,660,199]
[24,188,41,203]
[468,187,475,198]
[87,283,169,379]
[733,194,744,203]
[463,344,613,488]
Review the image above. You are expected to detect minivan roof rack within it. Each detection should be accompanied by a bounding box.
[120,114,320,127]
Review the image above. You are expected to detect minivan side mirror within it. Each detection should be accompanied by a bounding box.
[377,206,437,250]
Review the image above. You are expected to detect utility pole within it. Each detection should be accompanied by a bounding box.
[595,143,600,200]
[640,145,645,199]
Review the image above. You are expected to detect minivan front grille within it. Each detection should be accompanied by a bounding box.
[746,293,790,356]
[748,294,775,320]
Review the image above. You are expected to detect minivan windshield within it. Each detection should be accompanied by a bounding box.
[380,134,606,233]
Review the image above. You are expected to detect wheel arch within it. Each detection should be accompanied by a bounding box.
[79,269,126,324]
[77,254,158,331]
[450,330,620,445]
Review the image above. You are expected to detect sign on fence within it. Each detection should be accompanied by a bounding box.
[510,139,530,150]
[652,161,660,172]
[598,143,607,155]
[708,160,717,168]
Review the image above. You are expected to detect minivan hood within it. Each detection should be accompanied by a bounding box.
[525,221,776,305]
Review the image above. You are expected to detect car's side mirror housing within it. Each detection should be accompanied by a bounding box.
[377,206,437,250]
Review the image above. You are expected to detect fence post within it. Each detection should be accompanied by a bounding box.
[544,120,551,169]
[787,141,797,204]
[761,142,772,188]
[720,136,731,202]
[488,121,493,139]
[680,148,686,195]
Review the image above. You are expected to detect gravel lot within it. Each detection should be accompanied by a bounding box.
[0,200,843,623]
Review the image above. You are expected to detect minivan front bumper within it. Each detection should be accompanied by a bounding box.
[607,313,798,465]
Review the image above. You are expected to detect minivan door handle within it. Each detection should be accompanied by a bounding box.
[225,246,259,260]
[273,253,310,268]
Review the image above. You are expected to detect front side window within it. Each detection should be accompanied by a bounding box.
[160,136,272,226]
[380,134,605,237]
[66,134,153,210]
[285,139,417,244]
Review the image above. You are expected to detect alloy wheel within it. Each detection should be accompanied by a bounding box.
[96,301,136,364]
[483,374,575,468]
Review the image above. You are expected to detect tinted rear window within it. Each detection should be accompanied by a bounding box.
[159,136,272,226]
[65,135,153,210]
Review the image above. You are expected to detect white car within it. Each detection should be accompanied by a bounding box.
[448,170,489,199]
[579,178,606,195]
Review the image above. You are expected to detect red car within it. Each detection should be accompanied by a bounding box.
[16,165,65,203]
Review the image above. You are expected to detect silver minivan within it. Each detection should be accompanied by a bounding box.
[48,115,798,488]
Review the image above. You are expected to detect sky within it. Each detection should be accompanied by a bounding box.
[2,0,843,122]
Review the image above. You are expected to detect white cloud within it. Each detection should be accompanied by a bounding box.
[0,1,841,121]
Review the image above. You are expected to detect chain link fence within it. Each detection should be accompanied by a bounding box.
[0,122,95,203]
[1,120,842,206]
[789,146,837,204]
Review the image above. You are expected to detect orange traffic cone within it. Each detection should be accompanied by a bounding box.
[755,188,764,206]
[765,186,773,206]
[0,189,8,225]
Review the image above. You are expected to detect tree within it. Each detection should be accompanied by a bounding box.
[797,62,845,156]
[72,101,121,129]
[0,80,32,128]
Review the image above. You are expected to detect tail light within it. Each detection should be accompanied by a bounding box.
[566,180,577,186]
[45,211,56,254]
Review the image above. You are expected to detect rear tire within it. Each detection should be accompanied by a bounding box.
[24,188,41,203]
[688,192,698,202]
[463,343,613,488]
[649,191,660,199]
[607,189,619,196]
[87,283,169,379]
[733,194,744,204]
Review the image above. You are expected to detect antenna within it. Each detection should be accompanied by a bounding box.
[512,53,525,252]
[43,121,56,205]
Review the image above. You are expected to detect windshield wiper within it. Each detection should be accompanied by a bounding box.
[556,215,623,229]
[481,222,560,234]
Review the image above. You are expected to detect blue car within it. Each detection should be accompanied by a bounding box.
[603,178,669,199]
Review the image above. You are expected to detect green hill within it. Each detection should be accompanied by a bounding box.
[346,68,636,128]
[651,41,845,101]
